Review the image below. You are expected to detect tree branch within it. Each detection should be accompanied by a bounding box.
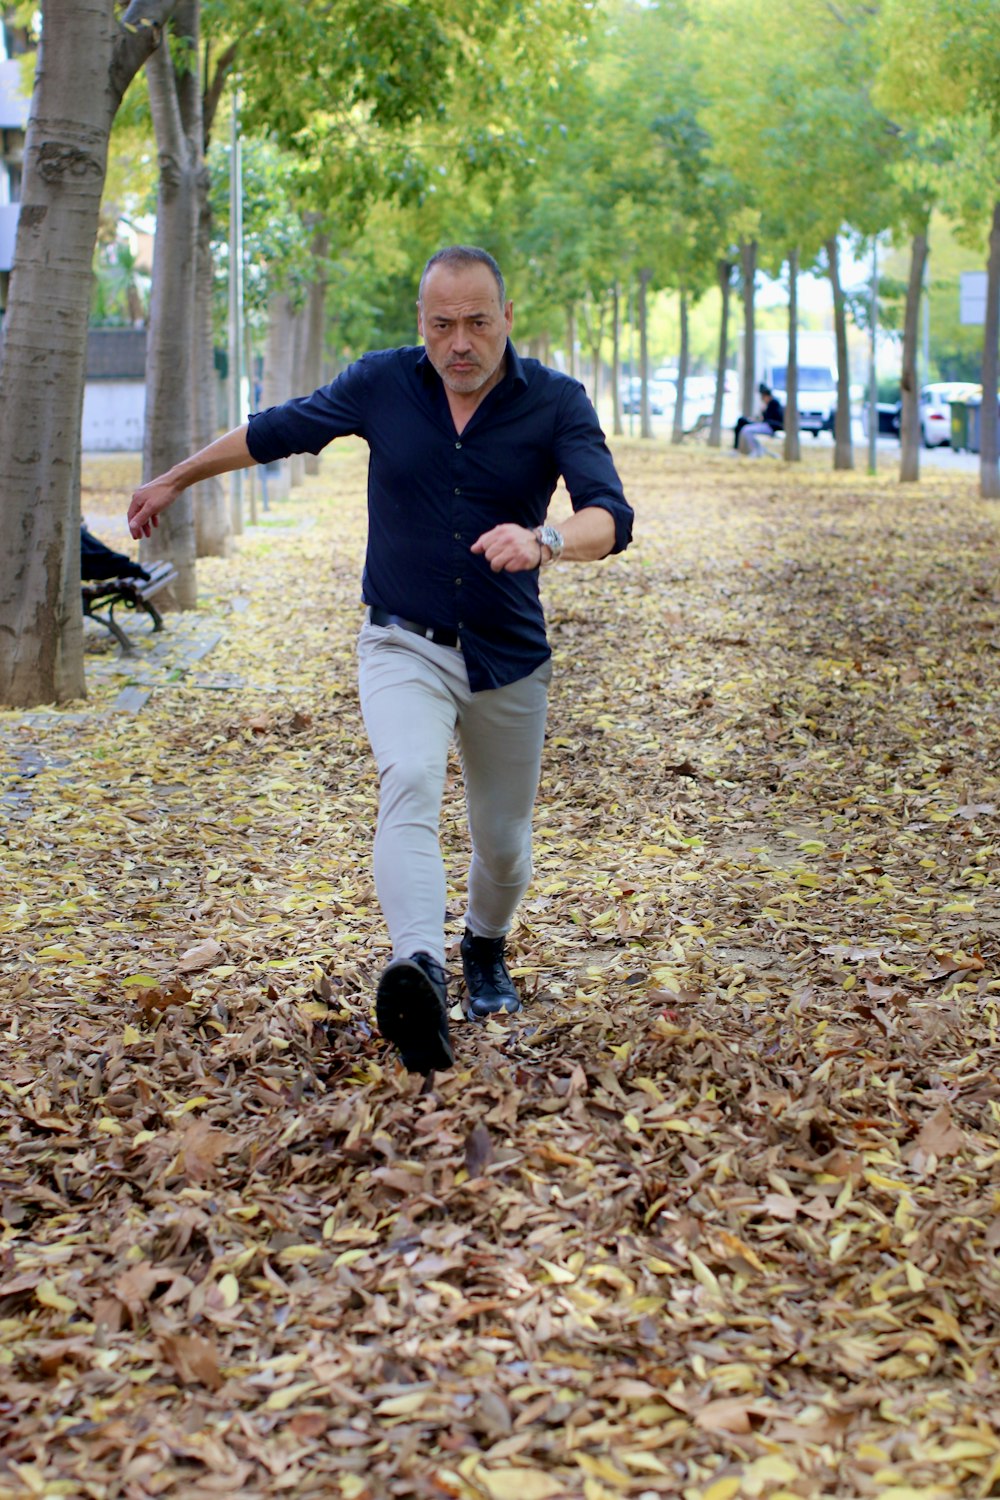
[110,0,179,109]
[203,40,239,148]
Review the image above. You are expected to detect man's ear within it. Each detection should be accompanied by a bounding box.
[505,299,514,333]
[416,299,424,339]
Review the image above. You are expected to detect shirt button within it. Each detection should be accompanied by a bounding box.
[454,487,461,495]
[455,442,462,449]
[458,621,464,629]
[455,579,462,587]
[454,532,461,540]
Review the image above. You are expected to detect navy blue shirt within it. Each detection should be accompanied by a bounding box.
[246,341,633,692]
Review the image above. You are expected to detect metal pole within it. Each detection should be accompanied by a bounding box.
[868,237,878,475]
[228,92,244,533]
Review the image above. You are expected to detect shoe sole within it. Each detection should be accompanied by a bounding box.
[376,960,453,1073]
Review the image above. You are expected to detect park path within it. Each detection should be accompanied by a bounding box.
[0,441,998,1499]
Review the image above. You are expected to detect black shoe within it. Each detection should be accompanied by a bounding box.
[460,928,522,1019]
[375,953,453,1074]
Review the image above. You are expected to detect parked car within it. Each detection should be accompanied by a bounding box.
[861,403,901,438]
[620,376,675,416]
[917,382,980,448]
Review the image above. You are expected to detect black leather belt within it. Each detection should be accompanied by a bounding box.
[369,606,459,648]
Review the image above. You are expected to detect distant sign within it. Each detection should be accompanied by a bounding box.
[960,271,987,326]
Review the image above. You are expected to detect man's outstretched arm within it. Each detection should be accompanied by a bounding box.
[128,423,256,538]
[471,506,616,573]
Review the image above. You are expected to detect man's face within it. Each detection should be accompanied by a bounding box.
[417,263,513,396]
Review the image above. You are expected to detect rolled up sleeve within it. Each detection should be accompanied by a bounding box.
[553,383,634,555]
[246,358,370,463]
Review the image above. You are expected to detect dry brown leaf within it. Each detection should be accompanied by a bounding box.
[178,938,225,973]
[160,1331,223,1390]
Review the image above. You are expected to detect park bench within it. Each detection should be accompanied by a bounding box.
[82,561,178,653]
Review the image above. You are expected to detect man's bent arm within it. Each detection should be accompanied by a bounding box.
[553,504,616,562]
[472,504,616,573]
[128,424,256,539]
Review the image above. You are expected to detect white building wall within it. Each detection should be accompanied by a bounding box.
[81,380,145,451]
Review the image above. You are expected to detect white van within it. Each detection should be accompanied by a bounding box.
[742,332,839,436]
[764,358,837,436]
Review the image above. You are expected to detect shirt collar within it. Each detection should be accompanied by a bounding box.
[416,339,527,393]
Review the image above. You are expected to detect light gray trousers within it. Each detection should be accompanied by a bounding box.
[357,619,551,965]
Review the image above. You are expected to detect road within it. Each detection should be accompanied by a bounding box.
[618,405,982,474]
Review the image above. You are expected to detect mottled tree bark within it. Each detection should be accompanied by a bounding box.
[784,249,801,464]
[638,268,652,441]
[193,35,237,552]
[611,281,622,438]
[980,199,1000,500]
[826,236,854,471]
[0,0,176,707]
[260,290,297,503]
[739,239,757,422]
[708,258,732,449]
[302,227,329,477]
[898,224,928,485]
[671,287,689,445]
[192,159,230,555]
[141,0,204,604]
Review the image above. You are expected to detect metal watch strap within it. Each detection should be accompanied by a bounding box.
[533,524,564,563]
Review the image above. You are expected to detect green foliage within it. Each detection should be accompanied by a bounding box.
[90,238,150,327]
[208,134,317,336]
[699,0,899,270]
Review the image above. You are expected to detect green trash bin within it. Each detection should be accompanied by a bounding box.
[966,399,982,454]
[951,400,970,451]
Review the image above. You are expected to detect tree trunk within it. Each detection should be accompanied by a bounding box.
[192,161,230,554]
[980,198,1000,500]
[579,294,605,414]
[0,0,175,708]
[302,227,328,476]
[826,236,854,471]
[740,238,757,421]
[565,302,577,381]
[671,286,689,445]
[141,0,203,605]
[899,223,929,485]
[708,258,731,448]
[611,280,622,437]
[638,268,652,440]
[260,290,296,502]
[784,249,801,463]
[289,304,307,489]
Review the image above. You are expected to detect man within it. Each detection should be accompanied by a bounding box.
[128,245,633,1075]
[734,383,784,456]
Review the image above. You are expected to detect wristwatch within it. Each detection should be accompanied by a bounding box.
[533,524,565,564]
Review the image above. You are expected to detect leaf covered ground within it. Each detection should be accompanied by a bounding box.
[1,440,999,1500]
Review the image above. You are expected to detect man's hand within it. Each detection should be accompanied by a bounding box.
[128,476,179,539]
[126,425,256,539]
[471,524,542,572]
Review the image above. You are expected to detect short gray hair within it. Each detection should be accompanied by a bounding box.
[418,245,506,306]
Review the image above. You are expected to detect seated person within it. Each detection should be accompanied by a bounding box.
[80,523,149,582]
[734,384,784,456]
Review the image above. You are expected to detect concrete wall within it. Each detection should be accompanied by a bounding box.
[81,380,145,452]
